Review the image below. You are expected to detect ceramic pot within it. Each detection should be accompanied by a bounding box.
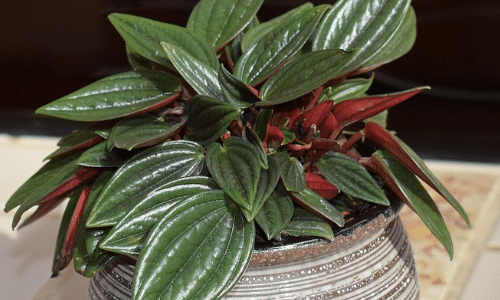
[89,201,419,300]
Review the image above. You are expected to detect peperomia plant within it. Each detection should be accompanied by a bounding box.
[5,0,469,299]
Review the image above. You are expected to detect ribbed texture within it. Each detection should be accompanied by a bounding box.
[88,217,418,300]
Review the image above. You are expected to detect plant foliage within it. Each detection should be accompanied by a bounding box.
[6,1,468,300]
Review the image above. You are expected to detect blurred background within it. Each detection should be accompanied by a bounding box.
[1,0,499,162]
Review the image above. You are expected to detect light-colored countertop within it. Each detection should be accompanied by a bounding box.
[1,135,499,300]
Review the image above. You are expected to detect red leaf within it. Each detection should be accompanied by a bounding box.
[305,173,339,199]
[333,87,428,132]
[17,196,67,229]
[318,112,339,138]
[266,125,285,144]
[290,101,334,132]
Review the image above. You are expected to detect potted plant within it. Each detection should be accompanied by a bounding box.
[5,0,469,299]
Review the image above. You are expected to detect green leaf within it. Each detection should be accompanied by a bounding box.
[126,45,172,73]
[360,6,417,72]
[275,151,306,192]
[161,42,224,100]
[5,151,82,213]
[107,114,186,151]
[36,71,181,122]
[282,207,334,241]
[318,151,390,206]
[77,141,127,168]
[108,13,218,70]
[365,110,388,128]
[259,49,359,105]
[234,4,330,85]
[52,186,85,276]
[86,140,205,227]
[253,108,273,141]
[242,126,268,169]
[290,188,345,227]
[255,183,294,240]
[372,150,454,259]
[132,190,255,300]
[47,125,105,160]
[328,74,374,103]
[242,154,280,222]
[206,137,261,211]
[312,0,411,72]
[186,95,241,147]
[225,16,259,68]
[186,0,264,51]
[241,3,313,52]
[99,177,218,256]
[218,65,261,108]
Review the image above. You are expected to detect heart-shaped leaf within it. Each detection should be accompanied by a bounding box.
[107,114,186,151]
[207,137,261,211]
[255,183,294,240]
[86,140,205,227]
[100,177,219,256]
[357,6,417,73]
[77,141,128,168]
[241,3,312,52]
[186,95,241,147]
[187,0,264,51]
[259,49,359,105]
[161,42,224,100]
[218,65,262,108]
[312,0,411,72]
[327,74,374,104]
[317,151,389,206]
[109,13,218,70]
[36,71,181,122]
[290,188,344,227]
[370,150,454,259]
[132,190,255,300]
[282,207,334,240]
[234,4,330,86]
[275,151,306,192]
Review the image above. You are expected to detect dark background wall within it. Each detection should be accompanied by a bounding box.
[1,0,499,162]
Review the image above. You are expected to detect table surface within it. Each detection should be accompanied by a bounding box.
[1,135,499,300]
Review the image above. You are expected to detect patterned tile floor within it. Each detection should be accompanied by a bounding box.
[1,135,499,299]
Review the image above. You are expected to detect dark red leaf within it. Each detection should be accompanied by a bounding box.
[305,173,339,199]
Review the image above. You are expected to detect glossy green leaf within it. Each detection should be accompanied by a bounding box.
[126,45,172,73]
[77,141,127,168]
[372,150,454,259]
[218,65,261,108]
[100,177,218,256]
[242,154,280,222]
[328,74,374,103]
[360,6,416,72]
[259,49,359,105]
[5,151,82,213]
[86,140,205,227]
[161,42,223,100]
[132,190,255,300]
[313,0,411,72]
[187,0,264,51]
[36,71,181,122]
[318,151,389,206]
[109,13,218,70]
[186,95,241,147]
[107,114,186,151]
[253,108,272,141]
[241,3,312,52]
[282,207,334,240]
[242,126,268,169]
[73,251,117,278]
[234,5,330,85]
[52,186,85,276]
[207,137,261,211]
[275,151,306,192]
[290,188,344,227]
[225,16,259,68]
[255,183,294,240]
[47,126,104,160]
